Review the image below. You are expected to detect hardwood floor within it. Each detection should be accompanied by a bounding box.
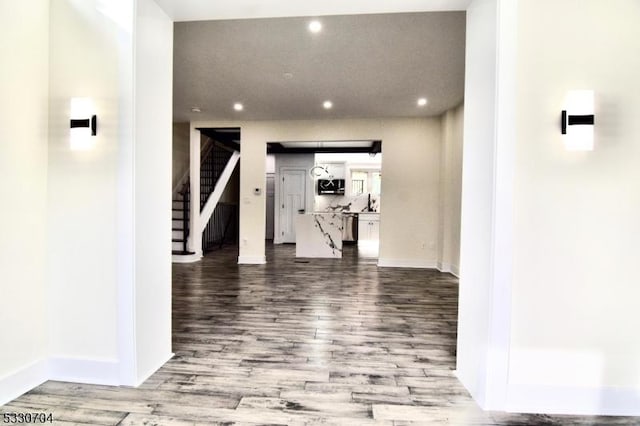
[2,243,637,425]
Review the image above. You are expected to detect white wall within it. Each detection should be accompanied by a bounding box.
[0,0,50,404]
[456,0,518,411]
[507,0,640,415]
[47,0,172,387]
[456,0,497,406]
[47,0,128,367]
[191,117,441,267]
[133,0,173,384]
[378,119,441,267]
[172,123,190,191]
[438,103,464,276]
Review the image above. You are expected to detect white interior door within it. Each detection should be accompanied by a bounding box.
[280,169,306,243]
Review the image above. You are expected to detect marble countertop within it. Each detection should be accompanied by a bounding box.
[308,211,379,214]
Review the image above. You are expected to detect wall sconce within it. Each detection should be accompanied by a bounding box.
[70,97,97,150]
[561,90,594,151]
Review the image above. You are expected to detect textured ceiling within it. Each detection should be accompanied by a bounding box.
[173,12,466,122]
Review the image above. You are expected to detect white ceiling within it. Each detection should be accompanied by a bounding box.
[154,0,472,22]
[164,0,470,122]
[173,12,466,122]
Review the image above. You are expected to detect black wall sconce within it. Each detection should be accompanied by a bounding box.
[561,90,595,151]
[70,98,97,150]
[70,114,97,136]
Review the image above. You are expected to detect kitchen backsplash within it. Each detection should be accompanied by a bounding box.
[314,193,380,213]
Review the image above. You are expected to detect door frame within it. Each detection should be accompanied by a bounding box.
[278,167,307,243]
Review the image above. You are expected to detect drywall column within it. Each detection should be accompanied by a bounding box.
[437,104,464,276]
[48,0,130,383]
[48,0,173,387]
[133,0,173,384]
[507,0,640,415]
[0,0,50,405]
[237,125,267,264]
[456,0,517,410]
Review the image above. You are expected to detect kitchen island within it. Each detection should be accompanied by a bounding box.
[295,213,343,258]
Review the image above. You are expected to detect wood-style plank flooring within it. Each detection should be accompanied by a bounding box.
[2,243,638,425]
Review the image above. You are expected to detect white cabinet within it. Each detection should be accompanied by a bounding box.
[358,213,380,241]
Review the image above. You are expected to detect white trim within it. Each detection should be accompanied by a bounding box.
[48,357,120,386]
[171,252,202,263]
[506,383,640,416]
[134,352,174,387]
[237,256,267,265]
[483,0,518,410]
[437,262,460,277]
[199,151,241,233]
[377,258,438,269]
[0,359,48,406]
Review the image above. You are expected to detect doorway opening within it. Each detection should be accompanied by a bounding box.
[265,140,382,261]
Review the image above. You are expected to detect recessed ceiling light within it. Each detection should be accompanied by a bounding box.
[417,98,428,107]
[233,103,243,111]
[323,100,333,109]
[191,107,201,113]
[283,72,294,80]
[308,20,322,33]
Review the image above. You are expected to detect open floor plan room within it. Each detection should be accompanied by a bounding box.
[3,245,636,425]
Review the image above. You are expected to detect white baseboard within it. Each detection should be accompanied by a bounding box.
[133,352,174,387]
[1,357,120,405]
[450,264,460,277]
[171,253,202,263]
[437,262,460,277]
[48,357,120,386]
[0,359,48,406]
[237,256,266,265]
[377,258,438,269]
[507,383,640,416]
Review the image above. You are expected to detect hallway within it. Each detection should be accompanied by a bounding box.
[2,245,636,424]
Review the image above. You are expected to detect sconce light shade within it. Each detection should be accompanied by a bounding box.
[70,97,97,150]
[561,90,594,151]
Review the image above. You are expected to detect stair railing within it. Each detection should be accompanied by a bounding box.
[178,180,190,253]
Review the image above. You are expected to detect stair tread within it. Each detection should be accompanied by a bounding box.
[172,250,196,256]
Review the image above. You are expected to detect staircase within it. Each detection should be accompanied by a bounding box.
[172,139,239,258]
[171,182,191,255]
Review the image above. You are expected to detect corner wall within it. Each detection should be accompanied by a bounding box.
[438,103,464,275]
[508,0,640,415]
[0,0,50,404]
[133,0,173,384]
[47,0,129,377]
[456,0,498,406]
